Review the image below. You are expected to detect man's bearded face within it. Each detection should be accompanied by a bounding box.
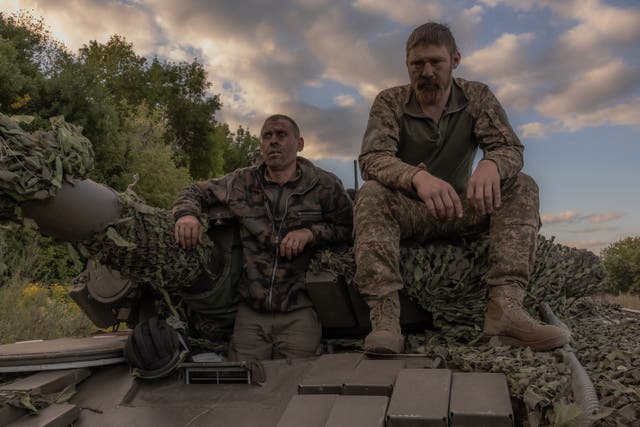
[407,44,458,105]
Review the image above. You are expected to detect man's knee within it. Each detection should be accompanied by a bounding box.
[228,304,273,360]
[504,173,539,199]
[355,181,394,214]
[495,172,540,229]
[273,307,321,358]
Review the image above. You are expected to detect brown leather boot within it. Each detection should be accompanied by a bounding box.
[364,292,403,354]
[483,285,571,351]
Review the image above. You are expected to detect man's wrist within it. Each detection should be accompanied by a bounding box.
[305,227,316,242]
[411,170,430,190]
[173,210,198,221]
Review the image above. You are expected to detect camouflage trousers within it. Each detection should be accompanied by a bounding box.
[353,173,540,297]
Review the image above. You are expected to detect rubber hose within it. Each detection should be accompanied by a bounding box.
[540,303,600,421]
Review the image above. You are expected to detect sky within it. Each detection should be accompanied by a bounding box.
[2,0,639,254]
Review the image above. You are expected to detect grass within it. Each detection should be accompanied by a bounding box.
[598,293,640,310]
[0,232,95,344]
[0,280,95,344]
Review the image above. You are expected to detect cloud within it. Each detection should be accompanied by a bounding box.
[3,0,638,160]
[304,5,406,102]
[2,0,161,54]
[563,239,609,253]
[518,122,550,139]
[557,0,640,52]
[334,94,357,107]
[353,0,443,25]
[541,211,580,224]
[537,61,639,118]
[542,210,624,227]
[462,0,640,134]
[568,226,620,234]
[588,212,623,224]
[551,97,640,132]
[479,0,536,10]
[462,33,536,109]
[464,33,535,79]
[461,5,484,24]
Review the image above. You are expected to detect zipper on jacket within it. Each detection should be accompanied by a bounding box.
[263,170,319,311]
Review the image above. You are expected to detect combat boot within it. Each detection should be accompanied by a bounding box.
[483,284,571,351]
[364,292,403,354]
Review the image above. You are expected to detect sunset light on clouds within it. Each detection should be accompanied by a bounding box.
[2,0,638,254]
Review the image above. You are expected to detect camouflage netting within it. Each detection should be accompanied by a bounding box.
[0,114,95,223]
[398,301,640,427]
[75,190,217,291]
[310,236,606,342]
[0,114,94,203]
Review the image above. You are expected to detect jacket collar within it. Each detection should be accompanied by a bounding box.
[256,156,319,193]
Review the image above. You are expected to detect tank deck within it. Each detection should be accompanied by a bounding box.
[2,352,514,427]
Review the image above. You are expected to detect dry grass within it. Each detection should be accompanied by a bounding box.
[598,293,640,310]
[0,281,95,344]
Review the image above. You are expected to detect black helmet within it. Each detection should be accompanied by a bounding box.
[124,317,189,379]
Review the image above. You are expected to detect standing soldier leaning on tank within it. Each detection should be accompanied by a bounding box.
[354,22,571,354]
[172,114,353,360]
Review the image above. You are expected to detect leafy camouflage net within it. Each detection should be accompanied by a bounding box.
[0,114,94,202]
[74,190,216,292]
[310,236,605,342]
[399,301,640,427]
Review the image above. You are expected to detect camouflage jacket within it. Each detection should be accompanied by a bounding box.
[359,77,524,194]
[172,157,353,312]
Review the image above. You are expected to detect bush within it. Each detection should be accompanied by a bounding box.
[0,225,93,343]
[601,236,640,294]
[0,281,94,344]
[0,223,83,285]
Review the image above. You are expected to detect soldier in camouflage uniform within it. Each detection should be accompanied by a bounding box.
[173,115,353,360]
[355,22,570,353]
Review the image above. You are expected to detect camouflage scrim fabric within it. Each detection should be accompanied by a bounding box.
[0,114,94,203]
[312,235,605,342]
[359,78,523,195]
[77,190,217,291]
[172,157,353,313]
[354,172,540,302]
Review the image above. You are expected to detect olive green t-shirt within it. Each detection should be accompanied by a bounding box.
[398,80,476,194]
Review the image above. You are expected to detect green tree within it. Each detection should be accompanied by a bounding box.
[0,11,68,114]
[601,236,640,294]
[118,105,191,208]
[1,11,260,188]
[221,124,261,173]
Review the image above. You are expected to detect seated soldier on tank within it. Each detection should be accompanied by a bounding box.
[172,114,353,360]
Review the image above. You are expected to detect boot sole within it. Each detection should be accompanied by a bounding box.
[486,334,570,351]
[363,346,400,355]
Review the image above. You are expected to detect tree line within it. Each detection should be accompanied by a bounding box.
[0,11,259,208]
[0,11,259,284]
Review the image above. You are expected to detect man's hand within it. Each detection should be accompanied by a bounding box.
[467,160,501,215]
[280,228,314,260]
[174,215,202,249]
[412,170,463,220]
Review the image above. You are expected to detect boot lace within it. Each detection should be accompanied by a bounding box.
[370,294,400,332]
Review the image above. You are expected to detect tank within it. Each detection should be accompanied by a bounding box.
[1,173,637,426]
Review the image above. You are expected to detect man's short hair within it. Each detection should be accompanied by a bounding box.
[263,114,301,138]
[406,22,458,58]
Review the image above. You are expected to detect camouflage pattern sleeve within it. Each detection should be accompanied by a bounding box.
[308,174,353,244]
[471,84,524,180]
[171,174,234,220]
[359,87,423,193]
